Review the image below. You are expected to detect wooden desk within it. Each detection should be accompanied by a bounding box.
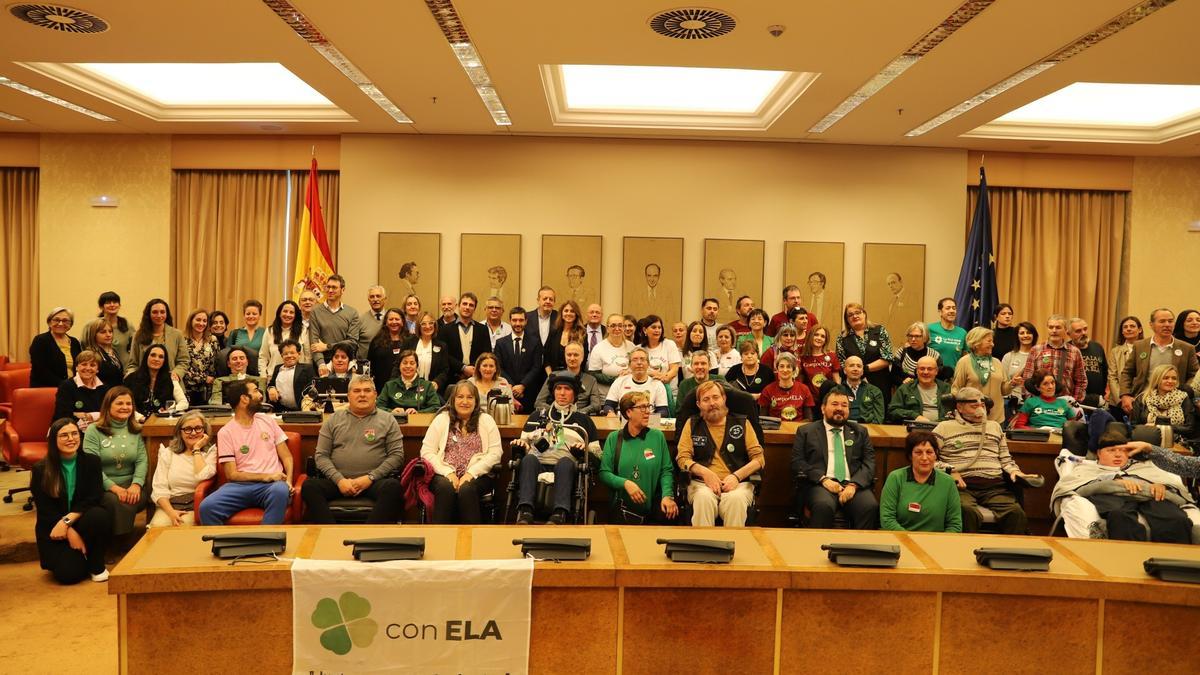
[111,525,1200,674]
[137,415,1075,531]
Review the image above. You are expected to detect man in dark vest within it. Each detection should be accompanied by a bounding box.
[675,380,765,527]
[791,388,879,529]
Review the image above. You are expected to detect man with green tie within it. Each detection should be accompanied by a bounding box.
[790,388,879,529]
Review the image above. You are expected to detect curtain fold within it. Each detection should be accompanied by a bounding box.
[967,185,1129,347]
[171,170,291,318]
[0,167,39,359]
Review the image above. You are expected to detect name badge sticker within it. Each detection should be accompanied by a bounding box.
[908,502,922,513]
[869,340,878,347]
[1175,349,1183,357]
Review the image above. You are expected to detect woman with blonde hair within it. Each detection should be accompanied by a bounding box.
[1130,364,1196,443]
[82,318,126,385]
[951,327,1010,423]
[836,302,894,405]
[149,411,217,527]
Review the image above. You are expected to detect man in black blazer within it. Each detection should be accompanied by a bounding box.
[494,309,543,412]
[437,293,491,379]
[524,286,559,349]
[791,388,879,529]
[266,340,317,411]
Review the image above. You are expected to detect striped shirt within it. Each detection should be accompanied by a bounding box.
[932,416,1019,480]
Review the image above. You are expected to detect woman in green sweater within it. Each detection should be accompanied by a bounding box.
[599,391,678,523]
[83,386,149,537]
[880,431,962,532]
[378,350,442,413]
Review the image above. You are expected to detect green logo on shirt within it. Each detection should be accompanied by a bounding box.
[239,444,250,454]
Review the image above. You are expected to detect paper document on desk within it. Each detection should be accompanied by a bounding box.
[292,557,533,674]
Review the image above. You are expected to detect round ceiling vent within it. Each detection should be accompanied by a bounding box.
[9,4,109,33]
[649,8,735,40]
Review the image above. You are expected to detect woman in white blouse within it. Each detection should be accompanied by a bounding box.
[640,315,681,393]
[259,300,311,377]
[149,412,216,527]
[712,325,741,377]
[420,383,502,523]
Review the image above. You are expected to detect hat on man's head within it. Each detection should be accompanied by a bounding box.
[953,386,985,402]
[546,370,581,396]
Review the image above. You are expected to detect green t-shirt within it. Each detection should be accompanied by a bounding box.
[880,467,962,532]
[927,322,967,367]
[598,427,674,516]
[1019,396,1075,429]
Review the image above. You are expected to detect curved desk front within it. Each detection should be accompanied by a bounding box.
[111,525,1200,674]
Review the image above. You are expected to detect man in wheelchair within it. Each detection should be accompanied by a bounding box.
[511,371,600,524]
[675,380,765,527]
[1052,432,1199,543]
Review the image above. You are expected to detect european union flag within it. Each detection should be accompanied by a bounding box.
[954,167,999,329]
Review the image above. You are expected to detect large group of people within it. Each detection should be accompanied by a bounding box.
[23,280,1200,584]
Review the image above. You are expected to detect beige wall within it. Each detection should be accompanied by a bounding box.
[38,135,172,333]
[339,135,967,324]
[1129,157,1200,323]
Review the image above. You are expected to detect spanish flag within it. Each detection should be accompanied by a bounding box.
[291,157,335,301]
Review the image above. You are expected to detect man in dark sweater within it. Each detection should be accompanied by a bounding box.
[1069,318,1109,408]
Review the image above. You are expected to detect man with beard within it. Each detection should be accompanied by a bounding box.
[198,380,293,525]
[675,380,765,527]
[933,387,1040,534]
[791,388,879,529]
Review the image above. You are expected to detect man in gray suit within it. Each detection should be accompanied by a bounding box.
[791,388,879,529]
[358,285,387,359]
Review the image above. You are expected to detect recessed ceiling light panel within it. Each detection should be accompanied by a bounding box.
[0,75,113,120]
[648,8,736,40]
[0,110,25,121]
[906,0,1177,136]
[9,3,108,33]
[425,0,512,126]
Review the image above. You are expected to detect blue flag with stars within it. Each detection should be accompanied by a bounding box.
[954,167,999,329]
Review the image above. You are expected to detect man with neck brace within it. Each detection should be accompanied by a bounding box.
[511,371,600,524]
[932,387,1041,534]
[1053,433,1198,543]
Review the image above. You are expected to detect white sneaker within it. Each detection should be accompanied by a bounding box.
[91,569,110,582]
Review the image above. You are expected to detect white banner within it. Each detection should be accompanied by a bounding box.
[292,558,534,675]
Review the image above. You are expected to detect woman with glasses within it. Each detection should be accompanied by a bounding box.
[30,307,83,388]
[32,419,111,584]
[402,311,453,393]
[599,391,678,523]
[148,412,216,527]
[894,322,942,387]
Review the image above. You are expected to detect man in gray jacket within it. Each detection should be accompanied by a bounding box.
[301,375,405,523]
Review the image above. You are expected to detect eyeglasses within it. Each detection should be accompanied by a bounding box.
[628,404,653,412]
[50,318,72,325]
[906,333,922,339]
[181,426,206,434]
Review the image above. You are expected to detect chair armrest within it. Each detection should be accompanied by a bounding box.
[2,424,19,465]
[193,478,217,515]
[292,474,308,523]
[0,402,12,419]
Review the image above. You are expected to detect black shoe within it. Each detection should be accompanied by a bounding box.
[547,510,567,525]
[515,508,534,525]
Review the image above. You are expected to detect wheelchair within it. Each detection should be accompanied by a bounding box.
[673,384,764,526]
[502,440,596,525]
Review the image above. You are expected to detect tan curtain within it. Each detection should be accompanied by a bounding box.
[0,167,39,359]
[288,170,340,276]
[967,185,1130,347]
[171,170,291,319]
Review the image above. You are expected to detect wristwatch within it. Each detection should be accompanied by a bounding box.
[61,515,73,526]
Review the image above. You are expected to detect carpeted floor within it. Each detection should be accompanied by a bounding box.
[0,560,118,674]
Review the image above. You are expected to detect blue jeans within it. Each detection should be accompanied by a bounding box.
[199,481,290,525]
[517,454,575,514]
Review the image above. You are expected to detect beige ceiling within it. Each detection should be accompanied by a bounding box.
[0,0,1197,156]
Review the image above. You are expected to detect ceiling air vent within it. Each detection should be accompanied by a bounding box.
[649,8,735,40]
[9,4,108,33]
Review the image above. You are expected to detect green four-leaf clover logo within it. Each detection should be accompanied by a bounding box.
[311,591,378,655]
